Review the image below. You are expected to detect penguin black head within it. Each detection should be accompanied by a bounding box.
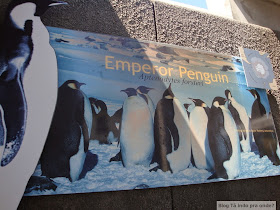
[225,89,232,100]
[162,84,174,99]
[184,103,191,110]
[64,80,85,90]
[6,0,67,32]
[8,0,68,17]
[89,97,97,104]
[136,86,153,94]
[212,96,227,107]
[121,88,137,97]
[189,98,207,107]
[247,89,259,99]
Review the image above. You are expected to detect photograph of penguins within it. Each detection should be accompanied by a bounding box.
[25,26,280,196]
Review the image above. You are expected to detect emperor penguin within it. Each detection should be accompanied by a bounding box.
[183,103,191,118]
[120,88,154,168]
[136,86,155,120]
[41,80,92,182]
[225,90,251,152]
[151,84,191,173]
[248,89,280,165]
[188,98,214,171]
[208,97,241,180]
[0,0,66,209]
[89,97,118,144]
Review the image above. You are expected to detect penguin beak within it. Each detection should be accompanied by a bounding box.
[49,1,68,7]
[188,98,195,103]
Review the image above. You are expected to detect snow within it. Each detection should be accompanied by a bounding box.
[25,140,280,196]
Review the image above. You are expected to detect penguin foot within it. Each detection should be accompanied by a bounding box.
[207,172,227,180]
[149,165,160,172]
[25,176,57,194]
[109,151,122,162]
[134,184,149,189]
[207,173,217,180]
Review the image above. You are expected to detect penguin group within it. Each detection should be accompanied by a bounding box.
[110,85,280,181]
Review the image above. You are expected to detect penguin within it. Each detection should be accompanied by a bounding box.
[188,98,214,171]
[248,89,280,165]
[0,0,66,209]
[109,108,123,162]
[208,97,241,180]
[41,80,92,182]
[0,0,34,166]
[151,84,191,173]
[225,89,251,152]
[183,103,191,118]
[136,86,155,120]
[119,88,154,168]
[89,97,118,144]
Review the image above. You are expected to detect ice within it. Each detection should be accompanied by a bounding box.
[25,141,280,196]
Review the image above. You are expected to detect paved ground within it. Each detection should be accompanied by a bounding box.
[1,0,280,209]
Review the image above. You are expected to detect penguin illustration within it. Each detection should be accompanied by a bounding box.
[248,89,280,165]
[119,88,154,167]
[151,84,191,173]
[89,97,118,144]
[208,97,240,180]
[225,90,251,152]
[136,86,155,119]
[0,0,66,208]
[0,0,34,166]
[41,80,92,182]
[188,98,214,171]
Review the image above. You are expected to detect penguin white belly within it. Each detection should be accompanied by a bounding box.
[107,131,118,144]
[70,129,86,182]
[0,18,58,208]
[120,96,154,167]
[276,141,280,160]
[190,107,214,171]
[221,107,241,179]
[231,99,251,152]
[82,92,92,136]
[167,98,191,173]
[147,95,155,121]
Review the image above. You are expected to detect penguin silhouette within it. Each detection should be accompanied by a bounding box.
[0,0,66,209]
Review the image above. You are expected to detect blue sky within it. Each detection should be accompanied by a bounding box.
[170,0,207,9]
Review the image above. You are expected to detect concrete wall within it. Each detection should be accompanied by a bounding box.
[230,0,280,36]
[1,0,280,209]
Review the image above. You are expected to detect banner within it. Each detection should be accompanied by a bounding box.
[25,26,280,196]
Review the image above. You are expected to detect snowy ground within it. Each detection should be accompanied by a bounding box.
[25,140,280,196]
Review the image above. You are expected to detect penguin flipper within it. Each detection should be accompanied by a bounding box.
[110,151,122,162]
[216,107,233,157]
[111,108,123,123]
[168,121,179,150]
[81,119,90,152]
[219,126,233,157]
[228,103,247,140]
